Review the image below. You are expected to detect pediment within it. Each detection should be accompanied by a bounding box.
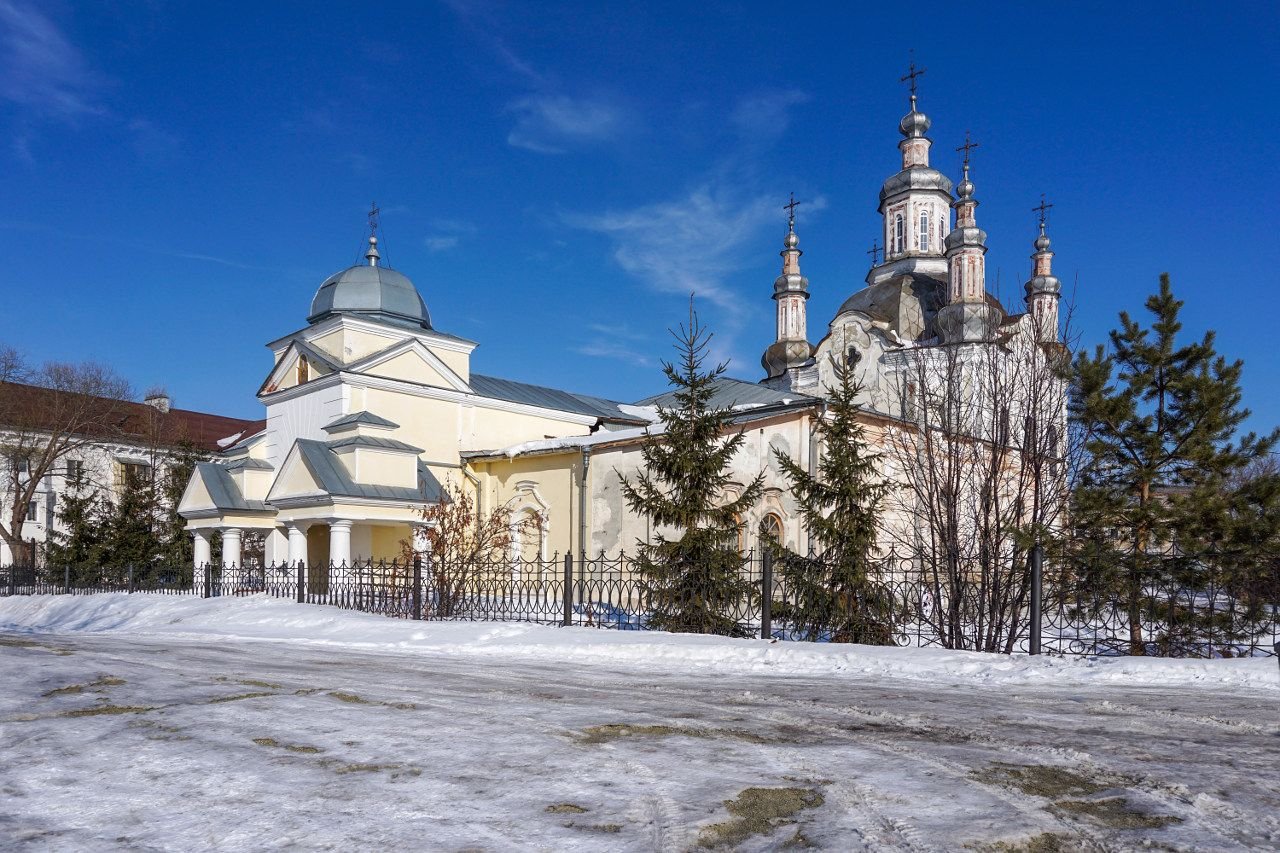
[266,443,329,503]
[346,339,471,392]
[258,340,339,397]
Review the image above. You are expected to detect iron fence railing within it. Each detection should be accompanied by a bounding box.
[1,551,1276,658]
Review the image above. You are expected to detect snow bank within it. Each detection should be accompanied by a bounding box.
[2,593,1276,692]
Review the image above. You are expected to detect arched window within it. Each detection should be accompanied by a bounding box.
[938,215,945,246]
[296,359,309,385]
[919,210,930,252]
[894,214,904,255]
[761,514,783,548]
[733,514,747,554]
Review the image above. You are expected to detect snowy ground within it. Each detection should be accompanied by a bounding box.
[1,595,1278,851]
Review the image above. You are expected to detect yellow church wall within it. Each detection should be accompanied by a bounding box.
[472,451,581,559]
[371,525,409,560]
[362,390,464,462]
[461,405,593,453]
[368,350,458,389]
[353,448,418,488]
[359,386,594,467]
[429,346,470,383]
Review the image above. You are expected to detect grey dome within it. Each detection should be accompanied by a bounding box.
[836,273,946,342]
[308,264,431,329]
[899,108,930,138]
[879,168,954,209]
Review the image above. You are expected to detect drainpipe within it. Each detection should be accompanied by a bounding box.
[578,446,591,559]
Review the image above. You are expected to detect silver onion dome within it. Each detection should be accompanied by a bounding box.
[899,102,931,138]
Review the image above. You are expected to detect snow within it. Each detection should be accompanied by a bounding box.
[2,593,1276,692]
[3,594,1278,851]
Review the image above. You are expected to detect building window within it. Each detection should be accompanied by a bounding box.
[761,513,783,548]
[66,459,84,483]
[938,215,945,246]
[919,211,930,252]
[894,214,904,255]
[120,462,151,489]
[734,514,747,554]
[26,501,37,522]
[297,358,310,384]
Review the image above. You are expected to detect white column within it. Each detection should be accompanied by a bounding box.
[286,524,308,565]
[222,528,242,569]
[192,531,211,591]
[329,520,352,568]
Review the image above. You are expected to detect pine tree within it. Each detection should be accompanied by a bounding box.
[770,352,893,644]
[620,303,763,637]
[1071,274,1279,654]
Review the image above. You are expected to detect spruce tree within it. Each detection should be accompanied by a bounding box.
[620,303,763,637]
[1071,274,1278,653]
[45,469,106,584]
[770,352,892,643]
[95,466,162,584]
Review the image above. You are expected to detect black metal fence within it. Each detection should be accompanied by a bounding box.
[2,551,1277,658]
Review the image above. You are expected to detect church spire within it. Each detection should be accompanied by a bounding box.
[1025,195,1062,342]
[897,56,932,169]
[761,194,813,381]
[871,57,953,286]
[936,133,1000,343]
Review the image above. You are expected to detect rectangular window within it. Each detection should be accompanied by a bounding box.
[119,462,151,488]
[66,459,84,482]
[26,501,37,522]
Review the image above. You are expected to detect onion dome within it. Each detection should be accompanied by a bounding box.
[899,96,931,138]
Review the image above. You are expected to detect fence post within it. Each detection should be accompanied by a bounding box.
[562,553,574,627]
[127,564,135,594]
[761,549,773,641]
[412,556,423,621]
[296,561,304,604]
[203,562,212,599]
[64,564,71,596]
[1029,544,1043,656]
[7,562,14,596]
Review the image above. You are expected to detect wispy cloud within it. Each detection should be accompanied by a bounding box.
[575,340,654,368]
[567,186,775,310]
[440,0,547,87]
[562,88,819,373]
[575,323,654,367]
[506,94,624,155]
[566,186,779,371]
[731,89,809,142]
[424,219,477,253]
[0,1,103,121]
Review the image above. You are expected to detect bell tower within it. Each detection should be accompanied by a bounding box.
[761,196,816,391]
[867,58,954,288]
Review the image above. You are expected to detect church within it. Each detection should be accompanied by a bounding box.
[179,77,1066,571]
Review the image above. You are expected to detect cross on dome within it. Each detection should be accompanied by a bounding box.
[900,52,926,109]
[1033,194,1054,230]
[957,131,980,170]
[783,192,802,232]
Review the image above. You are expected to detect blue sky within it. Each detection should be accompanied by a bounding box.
[1,1,1277,434]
